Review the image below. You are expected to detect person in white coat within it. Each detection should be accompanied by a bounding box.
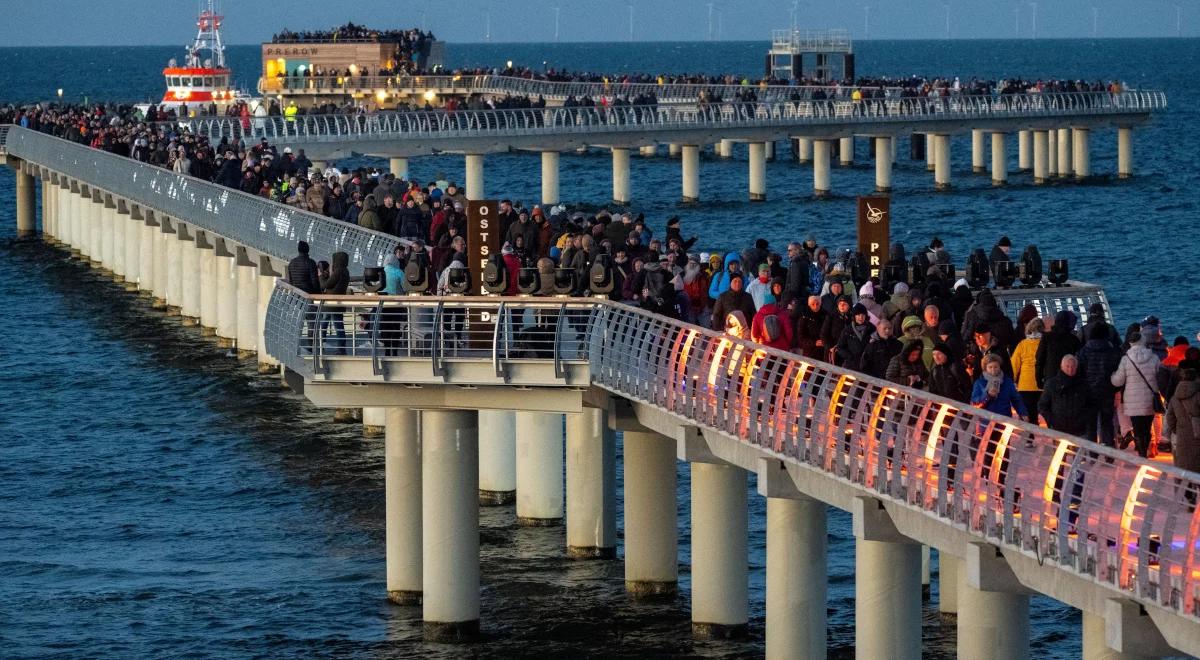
[1111,331,1163,457]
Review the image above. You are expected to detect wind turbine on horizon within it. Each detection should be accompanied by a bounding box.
[863,4,870,39]
[943,3,951,39]
[552,5,560,42]
[1029,1,1038,39]
[1091,5,1099,38]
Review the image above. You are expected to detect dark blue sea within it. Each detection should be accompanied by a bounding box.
[1,39,1198,658]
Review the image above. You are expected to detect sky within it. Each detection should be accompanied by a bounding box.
[0,0,1196,46]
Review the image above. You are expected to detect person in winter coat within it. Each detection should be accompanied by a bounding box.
[821,296,852,361]
[501,243,522,296]
[835,303,874,368]
[1011,318,1044,420]
[285,240,321,294]
[965,325,1013,380]
[1164,368,1200,472]
[1111,332,1163,457]
[1081,302,1121,348]
[960,289,1016,351]
[899,315,935,369]
[1076,322,1124,446]
[791,295,826,359]
[711,274,757,332]
[882,282,913,332]
[886,340,930,389]
[708,252,742,300]
[929,342,973,402]
[1038,355,1094,436]
[1036,310,1082,389]
[681,257,711,324]
[357,196,383,232]
[317,251,350,354]
[782,242,809,306]
[820,280,848,317]
[745,263,773,310]
[858,282,883,325]
[383,247,405,295]
[972,353,1029,420]
[751,281,793,351]
[860,319,903,379]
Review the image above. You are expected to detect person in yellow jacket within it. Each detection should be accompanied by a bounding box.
[1011,318,1044,421]
[284,101,298,134]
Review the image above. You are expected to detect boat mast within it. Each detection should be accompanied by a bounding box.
[189,0,226,69]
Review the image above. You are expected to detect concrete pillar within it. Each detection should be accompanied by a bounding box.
[874,136,893,193]
[1057,128,1073,178]
[957,567,1030,660]
[926,134,936,171]
[421,409,479,641]
[797,137,812,164]
[922,545,932,597]
[764,140,775,161]
[540,151,560,206]
[691,463,748,639]
[640,145,656,157]
[165,229,183,313]
[38,179,51,241]
[624,431,677,595]
[748,142,767,201]
[611,147,631,205]
[813,139,832,198]
[934,134,952,191]
[565,407,616,558]
[1118,127,1133,178]
[681,145,700,203]
[236,263,258,358]
[478,409,516,505]
[464,153,484,201]
[120,211,137,285]
[838,136,854,166]
[88,195,101,263]
[256,273,279,371]
[1073,127,1091,180]
[100,202,115,271]
[668,143,680,158]
[389,157,408,180]
[718,139,733,158]
[992,132,1009,187]
[1081,611,1157,660]
[362,407,386,438]
[215,253,238,347]
[1018,129,1032,172]
[972,128,986,173]
[1033,129,1050,184]
[386,408,422,605]
[180,235,200,324]
[153,225,170,307]
[138,220,155,294]
[198,246,217,332]
[515,411,564,525]
[855,502,922,660]
[766,497,827,660]
[110,205,127,279]
[939,552,960,614]
[15,170,37,237]
[1048,129,1058,176]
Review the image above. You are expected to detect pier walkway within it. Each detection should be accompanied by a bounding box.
[5,125,1198,659]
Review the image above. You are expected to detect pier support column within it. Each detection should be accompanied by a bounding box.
[112,206,129,282]
[464,154,484,201]
[565,407,616,558]
[624,431,677,595]
[926,134,936,171]
[611,147,631,205]
[215,250,238,348]
[854,498,922,660]
[813,139,832,198]
[1118,127,1133,179]
[89,194,102,264]
[235,261,259,358]
[640,145,656,157]
[198,242,217,333]
[796,137,812,164]
[1081,611,1158,660]
[972,128,986,173]
[838,136,854,166]
[138,217,155,295]
[1048,129,1058,176]
[389,157,408,180]
[1057,128,1072,178]
[874,136,893,193]
[1018,130,1032,172]
[386,408,422,606]
[15,169,37,237]
[765,496,827,660]
[957,571,1029,660]
[39,179,52,241]
[101,202,116,272]
[515,411,564,525]
[540,151,560,206]
[152,222,170,307]
[765,140,775,161]
[939,552,960,614]
[362,407,386,438]
[478,409,516,505]
[179,232,200,325]
[256,272,279,370]
[718,139,733,158]
[691,463,748,639]
[421,409,479,641]
[681,145,700,203]
[165,225,183,313]
[668,143,680,158]
[1072,127,1091,181]
[748,142,767,201]
[1033,129,1050,184]
[934,134,952,191]
[991,132,1009,186]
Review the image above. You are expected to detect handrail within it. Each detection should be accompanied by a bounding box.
[265,282,1200,629]
[177,91,1167,146]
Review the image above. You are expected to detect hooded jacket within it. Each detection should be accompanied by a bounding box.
[1165,379,1200,472]
[1035,311,1082,388]
[712,288,757,333]
[860,332,903,379]
[320,251,350,295]
[708,252,741,300]
[1111,344,1162,417]
[1077,338,1122,397]
[960,289,1015,350]
[1038,371,1094,435]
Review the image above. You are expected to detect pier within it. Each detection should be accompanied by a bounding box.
[5,121,1199,658]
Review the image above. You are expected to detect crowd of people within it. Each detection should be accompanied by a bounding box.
[271,24,434,75]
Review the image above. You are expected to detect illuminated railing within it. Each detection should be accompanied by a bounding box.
[174,91,1167,145]
[266,283,1200,625]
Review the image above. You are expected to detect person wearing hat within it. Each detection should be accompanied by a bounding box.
[989,235,1013,270]
[834,302,875,369]
[664,215,697,252]
[860,318,902,379]
[966,323,1013,380]
[1011,318,1045,419]
[1035,311,1082,390]
[886,339,929,390]
[1081,302,1120,348]
[972,353,1029,421]
[1165,367,1200,472]
[1140,316,1169,361]
[711,273,756,333]
[821,296,853,362]
[1111,330,1164,457]
[746,263,773,310]
[900,315,936,369]
[285,240,320,294]
[929,341,973,402]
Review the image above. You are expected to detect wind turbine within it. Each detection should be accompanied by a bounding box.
[708,3,715,40]
[1029,1,1038,39]
[485,11,492,43]
[943,3,951,39]
[717,8,724,40]
[863,4,870,38]
[1091,6,1098,38]
[628,4,635,41]
[1014,4,1021,37]
[553,6,560,42]
[1176,4,1183,38]
[791,0,800,32]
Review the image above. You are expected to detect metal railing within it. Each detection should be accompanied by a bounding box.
[1,126,399,273]
[177,91,1167,145]
[266,283,1200,626]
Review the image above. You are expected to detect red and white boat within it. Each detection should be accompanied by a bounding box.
[146,1,256,115]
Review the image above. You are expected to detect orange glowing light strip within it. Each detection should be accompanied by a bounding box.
[706,338,731,388]
[1184,498,1200,615]
[827,375,851,436]
[740,349,767,399]
[1120,465,1161,558]
[987,424,1015,483]
[924,404,953,462]
[1043,439,1073,504]
[675,329,696,384]
[867,387,893,447]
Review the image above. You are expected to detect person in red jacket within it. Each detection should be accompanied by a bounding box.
[751,279,793,350]
[501,243,521,295]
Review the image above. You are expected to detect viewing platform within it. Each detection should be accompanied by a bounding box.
[4,123,1199,658]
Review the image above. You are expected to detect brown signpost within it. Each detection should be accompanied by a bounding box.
[465,200,501,346]
[856,196,891,279]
